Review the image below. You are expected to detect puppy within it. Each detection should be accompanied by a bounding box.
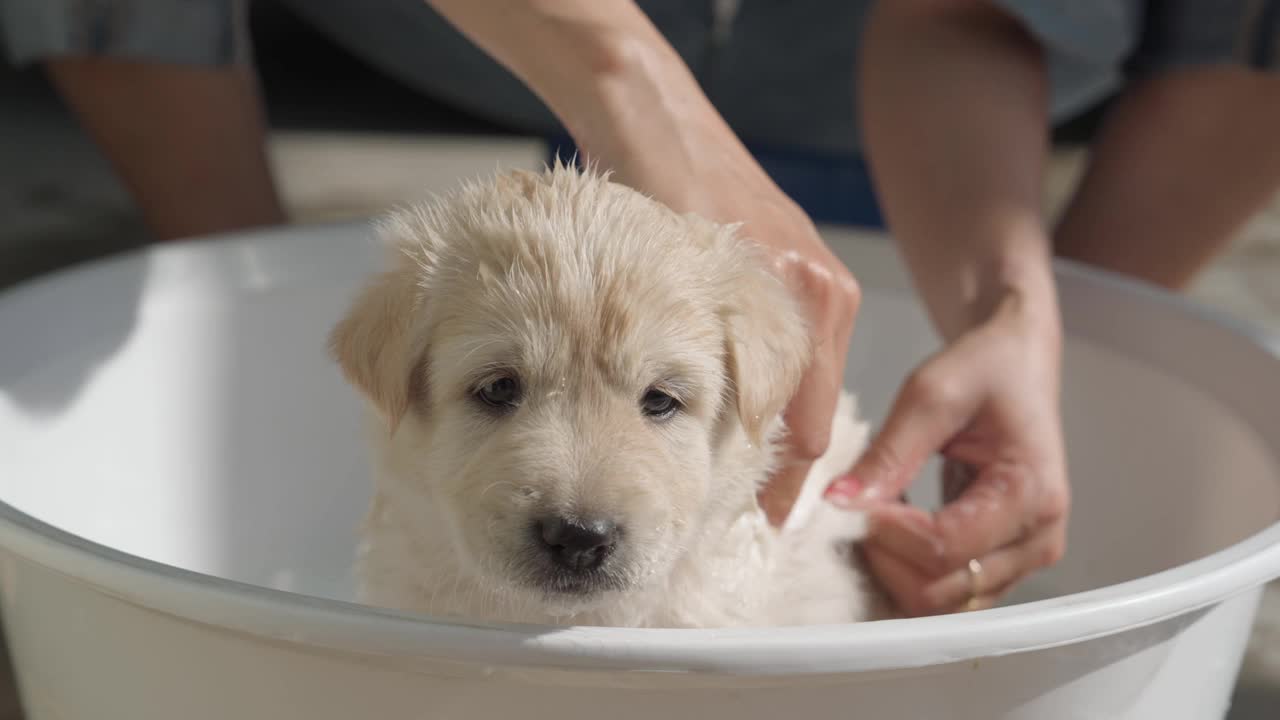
[330,164,878,628]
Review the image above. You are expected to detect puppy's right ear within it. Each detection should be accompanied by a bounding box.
[328,263,422,433]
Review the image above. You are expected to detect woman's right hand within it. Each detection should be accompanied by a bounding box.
[634,151,863,529]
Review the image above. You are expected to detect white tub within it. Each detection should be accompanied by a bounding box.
[1,223,1278,719]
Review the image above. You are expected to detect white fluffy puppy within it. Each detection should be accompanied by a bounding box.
[330,165,880,628]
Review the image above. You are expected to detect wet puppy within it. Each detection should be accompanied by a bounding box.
[330,165,876,627]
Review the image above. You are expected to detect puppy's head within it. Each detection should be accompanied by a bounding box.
[331,166,809,614]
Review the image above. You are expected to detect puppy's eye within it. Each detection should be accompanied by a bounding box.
[640,388,681,420]
[474,376,522,410]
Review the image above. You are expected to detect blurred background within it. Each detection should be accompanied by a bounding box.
[0,1,1277,717]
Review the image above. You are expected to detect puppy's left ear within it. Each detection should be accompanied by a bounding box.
[720,250,811,445]
[328,262,423,433]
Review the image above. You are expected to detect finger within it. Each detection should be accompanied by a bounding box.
[762,266,857,525]
[928,463,1044,572]
[862,503,947,575]
[783,339,842,462]
[957,594,1001,613]
[867,520,1066,617]
[862,544,947,618]
[866,543,1004,617]
[864,460,1047,576]
[760,347,842,525]
[836,353,983,504]
[923,521,1067,612]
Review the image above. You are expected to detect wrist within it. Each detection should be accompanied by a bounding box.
[539,26,762,216]
[429,0,705,187]
[969,249,1059,338]
[918,223,1059,344]
[537,27,703,182]
[984,279,1062,351]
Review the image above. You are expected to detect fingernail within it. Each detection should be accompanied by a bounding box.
[824,475,864,500]
[856,483,884,502]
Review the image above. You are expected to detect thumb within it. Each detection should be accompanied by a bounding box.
[828,357,982,505]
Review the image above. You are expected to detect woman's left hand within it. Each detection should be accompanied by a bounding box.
[826,289,1069,615]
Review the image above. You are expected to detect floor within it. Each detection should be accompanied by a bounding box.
[1,4,1278,717]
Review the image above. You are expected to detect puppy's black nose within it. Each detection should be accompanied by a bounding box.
[536,517,618,571]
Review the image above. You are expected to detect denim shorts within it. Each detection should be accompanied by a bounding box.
[3,0,1277,154]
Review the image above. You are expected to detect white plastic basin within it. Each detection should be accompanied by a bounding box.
[1,222,1278,719]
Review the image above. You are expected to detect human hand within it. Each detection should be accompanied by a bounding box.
[755,212,861,527]
[647,163,861,527]
[826,290,1069,615]
[580,158,863,524]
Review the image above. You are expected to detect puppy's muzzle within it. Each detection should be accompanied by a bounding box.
[534,516,619,572]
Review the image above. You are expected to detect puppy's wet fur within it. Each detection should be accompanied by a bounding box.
[330,164,878,627]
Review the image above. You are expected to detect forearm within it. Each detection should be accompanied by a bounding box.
[47,57,284,241]
[425,0,763,212]
[859,0,1057,342]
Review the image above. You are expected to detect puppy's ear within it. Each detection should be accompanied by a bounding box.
[719,247,812,445]
[328,262,422,433]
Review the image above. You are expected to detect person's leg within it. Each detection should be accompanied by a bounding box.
[1053,65,1280,290]
[3,0,285,241]
[1052,1,1280,290]
[46,58,286,241]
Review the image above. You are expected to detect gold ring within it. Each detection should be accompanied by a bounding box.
[965,558,984,612]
